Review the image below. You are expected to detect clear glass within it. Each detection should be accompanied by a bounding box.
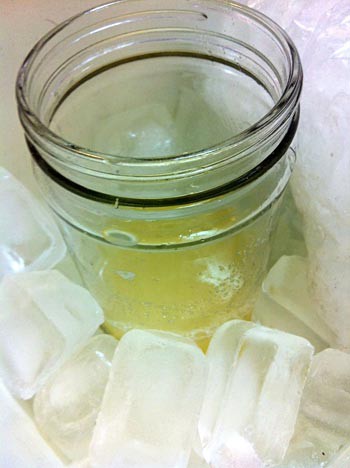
[17,0,302,347]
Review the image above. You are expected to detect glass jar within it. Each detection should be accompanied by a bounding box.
[16,0,302,347]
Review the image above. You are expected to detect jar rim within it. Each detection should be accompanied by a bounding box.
[16,0,302,177]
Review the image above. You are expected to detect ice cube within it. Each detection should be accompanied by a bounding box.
[301,0,350,97]
[68,460,91,468]
[0,167,66,279]
[0,270,104,399]
[280,417,339,467]
[90,329,207,468]
[268,188,307,269]
[287,0,340,56]
[241,0,340,58]
[302,349,350,438]
[33,335,117,461]
[92,103,177,157]
[0,380,63,468]
[328,442,350,468]
[257,255,335,349]
[253,292,328,353]
[283,349,350,466]
[198,320,257,449]
[291,0,350,348]
[243,0,306,30]
[209,434,264,468]
[187,452,210,468]
[199,320,314,466]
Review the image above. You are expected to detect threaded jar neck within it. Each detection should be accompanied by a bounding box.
[16,0,302,202]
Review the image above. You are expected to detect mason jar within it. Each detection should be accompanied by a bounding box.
[16,0,302,347]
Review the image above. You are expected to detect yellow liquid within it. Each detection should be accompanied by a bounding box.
[51,55,276,346]
[65,203,272,349]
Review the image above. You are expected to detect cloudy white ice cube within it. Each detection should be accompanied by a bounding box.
[280,418,338,468]
[199,320,314,466]
[253,292,327,353]
[208,434,264,468]
[0,167,66,279]
[0,380,63,468]
[283,349,350,466]
[291,0,350,348]
[287,0,340,56]
[0,270,103,399]
[90,329,207,468]
[301,349,350,439]
[243,0,306,30]
[67,459,91,468]
[245,0,350,352]
[255,255,335,350]
[187,452,210,468]
[328,442,350,468]
[33,335,117,461]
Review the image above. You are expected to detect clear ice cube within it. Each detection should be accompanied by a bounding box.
[199,320,314,466]
[198,320,257,449]
[0,380,63,468]
[0,168,66,279]
[33,335,117,461]
[90,329,207,468]
[0,270,104,399]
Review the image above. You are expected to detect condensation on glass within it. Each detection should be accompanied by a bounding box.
[16,0,302,347]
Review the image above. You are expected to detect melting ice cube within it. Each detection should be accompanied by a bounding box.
[301,349,350,435]
[199,320,314,466]
[253,292,327,353]
[198,320,257,449]
[291,0,350,348]
[90,329,207,468]
[328,442,350,468]
[209,434,264,468]
[187,451,210,468]
[0,270,103,399]
[283,349,350,466]
[243,0,306,30]
[253,255,335,351]
[0,380,63,468]
[0,168,66,279]
[67,460,91,468]
[33,335,117,461]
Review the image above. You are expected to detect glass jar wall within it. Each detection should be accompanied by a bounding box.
[17,0,302,346]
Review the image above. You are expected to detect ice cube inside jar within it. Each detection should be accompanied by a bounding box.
[15,0,302,345]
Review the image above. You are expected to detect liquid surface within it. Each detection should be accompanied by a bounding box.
[51,55,273,157]
[51,56,276,346]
